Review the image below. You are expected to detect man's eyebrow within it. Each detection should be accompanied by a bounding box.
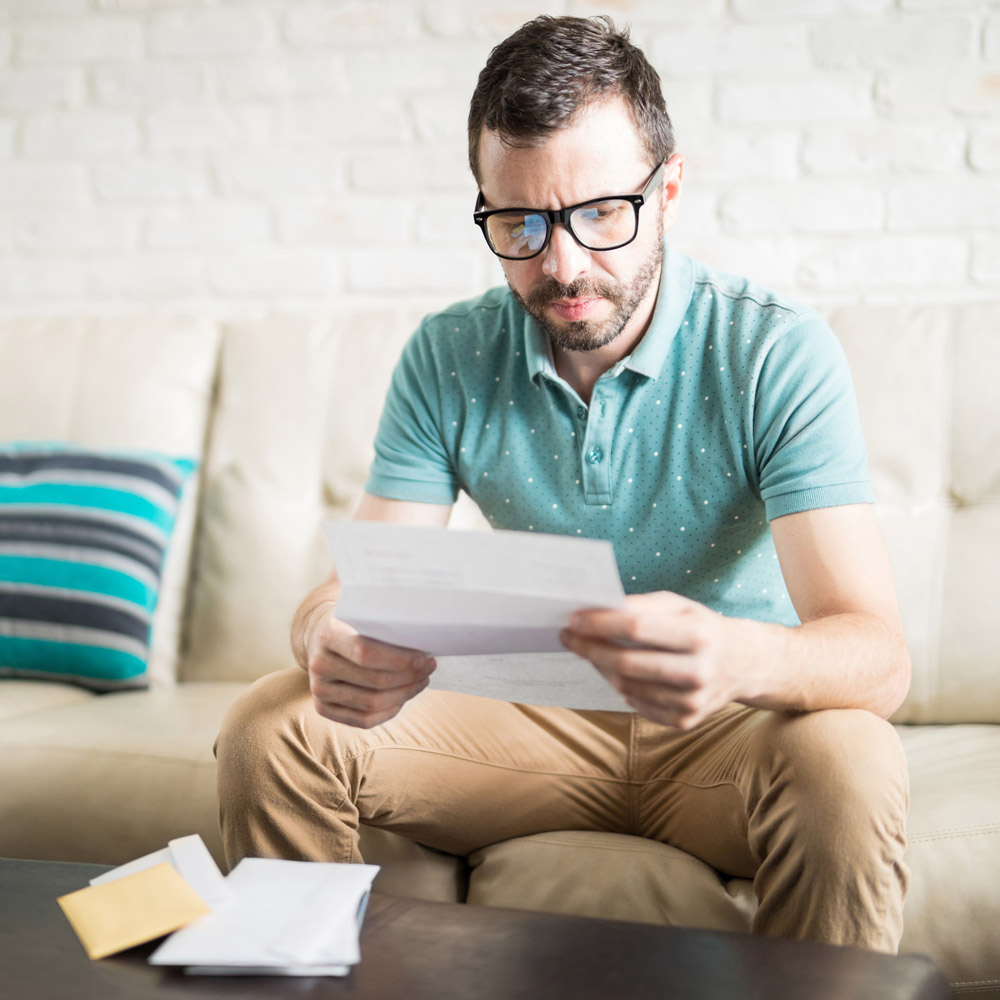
[478,189,623,213]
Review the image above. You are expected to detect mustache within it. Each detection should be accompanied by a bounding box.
[526,277,621,309]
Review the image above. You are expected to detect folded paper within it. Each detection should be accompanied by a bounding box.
[324,521,630,709]
[58,862,211,960]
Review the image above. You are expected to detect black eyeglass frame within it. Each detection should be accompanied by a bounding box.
[473,161,666,261]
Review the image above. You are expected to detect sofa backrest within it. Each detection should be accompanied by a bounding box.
[2,303,997,723]
[825,303,1000,723]
[177,310,458,687]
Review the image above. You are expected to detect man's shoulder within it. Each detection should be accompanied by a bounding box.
[420,285,523,336]
[395,286,526,383]
[680,255,838,370]
[688,256,816,329]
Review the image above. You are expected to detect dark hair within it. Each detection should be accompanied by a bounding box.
[467,15,674,184]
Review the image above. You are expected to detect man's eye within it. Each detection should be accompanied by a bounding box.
[584,202,625,221]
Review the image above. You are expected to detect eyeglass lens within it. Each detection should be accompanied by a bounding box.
[485,199,637,258]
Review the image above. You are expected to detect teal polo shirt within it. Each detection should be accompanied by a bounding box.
[366,244,873,627]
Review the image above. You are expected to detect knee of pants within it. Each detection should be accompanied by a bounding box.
[215,666,316,791]
[751,709,909,841]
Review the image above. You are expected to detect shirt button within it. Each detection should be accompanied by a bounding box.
[586,447,603,465]
[576,405,587,420]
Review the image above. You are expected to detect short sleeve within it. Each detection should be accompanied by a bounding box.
[753,314,874,521]
[365,324,460,504]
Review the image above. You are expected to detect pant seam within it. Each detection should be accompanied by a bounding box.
[627,713,639,834]
[343,742,633,785]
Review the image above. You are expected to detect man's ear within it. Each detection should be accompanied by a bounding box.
[661,153,685,233]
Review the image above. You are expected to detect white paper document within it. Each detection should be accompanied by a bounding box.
[149,858,379,977]
[323,521,632,710]
[430,651,630,711]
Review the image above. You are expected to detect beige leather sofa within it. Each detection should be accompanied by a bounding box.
[1,304,998,996]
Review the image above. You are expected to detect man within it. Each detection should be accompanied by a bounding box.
[216,15,910,952]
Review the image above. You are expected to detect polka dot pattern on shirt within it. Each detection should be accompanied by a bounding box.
[367,247,874,627]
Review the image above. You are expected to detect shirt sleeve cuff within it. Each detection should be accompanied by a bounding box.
[764,482,875,521]
[364,472,459,506]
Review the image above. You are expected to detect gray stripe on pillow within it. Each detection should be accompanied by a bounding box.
[0,452,186,496]
[0,504,168,545]
[0,518,162,573]
[0,581,152,621]
[0,591,150,644]
[0,617,149,660]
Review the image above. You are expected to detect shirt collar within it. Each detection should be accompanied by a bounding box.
[525,310,554,383]
[623,241,693,379]
[523,240,694,386]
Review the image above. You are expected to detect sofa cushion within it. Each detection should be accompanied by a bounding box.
[467,830,756,932]
[0,682,246,868]
[178,310,495,686]
[358,826,467,904]
[0,317,221,686]
[0,678,94,722]
[896,723,1000,992]
[0,444,195,690]
[180,311,426,684]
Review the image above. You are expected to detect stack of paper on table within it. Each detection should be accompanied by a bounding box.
[324,521,632,711]
[58,834,378,977]
[149,858,378,976]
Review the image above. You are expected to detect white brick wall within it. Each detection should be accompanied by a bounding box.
[0,0,996,314]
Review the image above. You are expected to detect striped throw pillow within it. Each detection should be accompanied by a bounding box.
[0,444,195,691]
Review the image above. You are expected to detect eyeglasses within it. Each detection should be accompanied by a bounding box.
[473,162,665,261]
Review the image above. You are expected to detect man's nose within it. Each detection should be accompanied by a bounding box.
[541,223,591,285]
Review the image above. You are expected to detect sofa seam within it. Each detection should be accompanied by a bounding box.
[0,702,95,725]
[908,824,1000,843]
[0,741,216,766]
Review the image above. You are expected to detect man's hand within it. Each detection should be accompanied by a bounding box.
[305,605,436,729]
[561,591,742,731]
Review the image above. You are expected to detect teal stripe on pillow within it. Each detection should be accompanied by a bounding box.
[0,635,147,686]
[0,443,195,692]
[0,484,178,534]
[0,554,154,607]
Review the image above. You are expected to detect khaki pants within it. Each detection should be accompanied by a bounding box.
[216,667,909,952]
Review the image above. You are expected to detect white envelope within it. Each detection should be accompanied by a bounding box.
[89,834,232,910]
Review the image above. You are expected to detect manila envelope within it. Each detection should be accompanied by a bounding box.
[57,861,211,960]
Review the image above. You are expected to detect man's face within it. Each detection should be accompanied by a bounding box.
[476,97,681,355]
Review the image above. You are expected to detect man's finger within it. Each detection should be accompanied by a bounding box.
[320,629,433,674]
[315,676,430,717]
[315,655,436,691]
[568,603,703,651]
[561,631,700,689]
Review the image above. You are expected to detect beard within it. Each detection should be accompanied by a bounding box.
[510,230,664,354]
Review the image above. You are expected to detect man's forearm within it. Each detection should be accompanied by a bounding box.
[732,611,911,719]
[291,578,341,671]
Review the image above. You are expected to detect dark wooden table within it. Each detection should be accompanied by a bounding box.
[1,858,952,1000]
